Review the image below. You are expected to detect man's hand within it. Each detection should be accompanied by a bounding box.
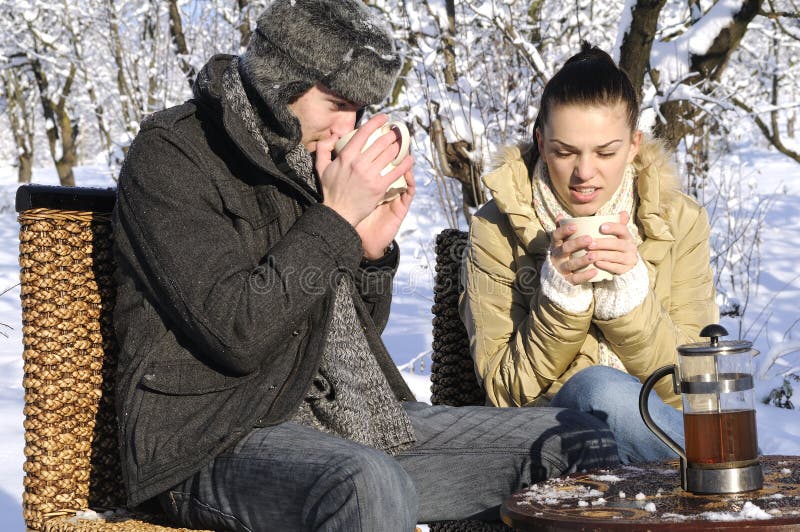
[316,114,413,227]
[314,113,414,259]
[355,168,415,259]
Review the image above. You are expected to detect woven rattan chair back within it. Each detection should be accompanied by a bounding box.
[16,185,205,532]
[428,229,511,532]
[430,229,484,407]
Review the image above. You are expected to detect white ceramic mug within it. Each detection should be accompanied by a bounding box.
[333,121,410,204]
[557,214,619,282]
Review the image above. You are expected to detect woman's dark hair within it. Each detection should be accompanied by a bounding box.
[525,42,639,166]
[540,41,638,130]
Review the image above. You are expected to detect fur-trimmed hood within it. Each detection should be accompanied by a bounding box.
[481,137,682,256]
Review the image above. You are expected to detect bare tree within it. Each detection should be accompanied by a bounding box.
[656,0,763,148]
[166,0,196,88]
[398,0,553,226]
[64,0,113,160]
[105,0,140,138]
[729,34,800,164]
[0,59,36,183]
[21,5,80,187]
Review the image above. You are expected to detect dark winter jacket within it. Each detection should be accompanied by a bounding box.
[112,55,414,507]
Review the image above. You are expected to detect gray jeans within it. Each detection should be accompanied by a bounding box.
[156,401,618,531]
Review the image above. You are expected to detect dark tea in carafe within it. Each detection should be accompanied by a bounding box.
[641,325,763,493]
[684,409,758,465]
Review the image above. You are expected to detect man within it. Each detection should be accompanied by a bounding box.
[112,1,619,530]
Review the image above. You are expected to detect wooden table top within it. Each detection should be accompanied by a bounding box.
[501,455,800,531]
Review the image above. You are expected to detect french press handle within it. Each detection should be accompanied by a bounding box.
[639,364,687,463]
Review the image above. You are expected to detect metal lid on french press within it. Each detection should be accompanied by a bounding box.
[677,324,754,356]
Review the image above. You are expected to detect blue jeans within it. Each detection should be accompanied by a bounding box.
[550,365,684,463]
[156,401,618,531]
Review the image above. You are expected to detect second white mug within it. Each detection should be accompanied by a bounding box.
[557,214,619,282]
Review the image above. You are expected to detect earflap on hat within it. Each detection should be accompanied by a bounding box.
[238,28,317,106]
[236,51,307,155]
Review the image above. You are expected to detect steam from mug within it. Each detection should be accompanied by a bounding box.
[333,121,411,205]
[557,214,619,282]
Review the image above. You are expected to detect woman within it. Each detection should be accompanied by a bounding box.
[460,43,719,463]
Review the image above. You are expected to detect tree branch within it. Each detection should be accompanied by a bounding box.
[690,0,763,81]
[764,0,800,41]
[730,95,800,163]
[654,0,764,147]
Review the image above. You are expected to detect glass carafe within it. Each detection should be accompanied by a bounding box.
[639,324,762,494]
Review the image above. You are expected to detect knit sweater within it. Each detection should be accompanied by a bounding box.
[291,278,416,454]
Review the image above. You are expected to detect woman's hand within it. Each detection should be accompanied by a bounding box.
[587,211,638,276]
[549,215,598,285]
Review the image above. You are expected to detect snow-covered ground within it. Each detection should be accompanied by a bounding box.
[1,145,800,529]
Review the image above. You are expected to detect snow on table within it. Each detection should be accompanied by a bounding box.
[502,456,800,530]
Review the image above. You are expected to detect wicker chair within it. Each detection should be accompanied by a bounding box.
[427,229,511,532]
[16,185,207,531]
[16,185,505,531]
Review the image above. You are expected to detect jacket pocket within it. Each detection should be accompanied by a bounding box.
[133,362,258,481]
[140,362,258,395]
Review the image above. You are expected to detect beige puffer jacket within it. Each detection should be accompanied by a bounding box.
[459,138,719,408]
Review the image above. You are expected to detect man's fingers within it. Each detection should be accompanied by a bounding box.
[315,136,337,176]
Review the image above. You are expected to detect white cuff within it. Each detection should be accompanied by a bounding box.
[593,256,649,320]
[540,255,593,314]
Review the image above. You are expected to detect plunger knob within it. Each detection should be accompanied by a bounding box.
[700,324,729,347]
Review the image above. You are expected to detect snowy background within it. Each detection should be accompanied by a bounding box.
[1,146,800,530]
[2,0,800,529]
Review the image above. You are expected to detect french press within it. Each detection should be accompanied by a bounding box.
[639,324,762,494]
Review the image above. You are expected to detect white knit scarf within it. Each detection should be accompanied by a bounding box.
[531,157,641,371]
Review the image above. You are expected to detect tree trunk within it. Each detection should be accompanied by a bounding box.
[30,55,79,186]
[617,0,668,98]
[237,0,251,49]
[442,0,457,88]
[107,0,139,131]
[653,0,763,149]
[166,0,196,88]
[18,155,33,184]
[527,0,545,43]
[55,88,79,187]
[146,0,161,113]
[1,67,36,183]
[88,86,113,156]
[424,0,484,223]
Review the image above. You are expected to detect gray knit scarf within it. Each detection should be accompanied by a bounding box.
[222,58,415,454]
[222,57,316,191]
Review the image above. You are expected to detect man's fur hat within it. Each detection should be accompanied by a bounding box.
[239,0,402,107]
